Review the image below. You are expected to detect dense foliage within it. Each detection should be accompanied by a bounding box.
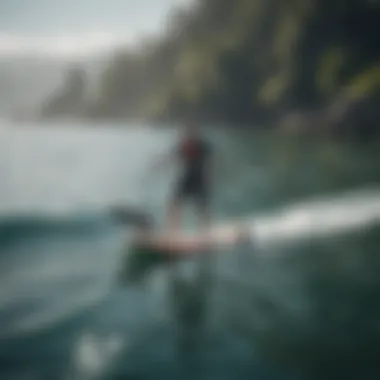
[42,0,380,135]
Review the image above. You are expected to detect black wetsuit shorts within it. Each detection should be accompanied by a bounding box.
[174,174,209,207]
[172,138,212,208]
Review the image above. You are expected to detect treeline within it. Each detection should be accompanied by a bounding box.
[42,0,380,135]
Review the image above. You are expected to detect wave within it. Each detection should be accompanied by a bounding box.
[0,283,110,340]
[0,213,113,246]
[2,188,380,249]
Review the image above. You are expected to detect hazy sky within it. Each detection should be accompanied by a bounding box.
[0,0,191,57]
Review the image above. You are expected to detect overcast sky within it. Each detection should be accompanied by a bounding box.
[0,0,191,57]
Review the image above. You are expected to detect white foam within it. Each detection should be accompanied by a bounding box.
[69,331,126,379]
[250,189,380,247]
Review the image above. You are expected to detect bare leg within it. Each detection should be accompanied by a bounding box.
[196,191,211,232]
[167,198,181,233]
[197,205,210,233]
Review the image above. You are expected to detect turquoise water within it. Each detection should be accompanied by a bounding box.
[1,123,380,380]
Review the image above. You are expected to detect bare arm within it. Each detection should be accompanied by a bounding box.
[150,146,178,172]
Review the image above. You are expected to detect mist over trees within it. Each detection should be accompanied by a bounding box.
[42,66,87,118]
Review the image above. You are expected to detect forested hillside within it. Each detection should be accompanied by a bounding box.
[43,0,380,136]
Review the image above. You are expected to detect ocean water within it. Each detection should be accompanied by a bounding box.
[1,122,380,380]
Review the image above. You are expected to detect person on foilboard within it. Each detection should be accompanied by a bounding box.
[112,207,253,283]
[112,123,254,282]
[154,123,214,232]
